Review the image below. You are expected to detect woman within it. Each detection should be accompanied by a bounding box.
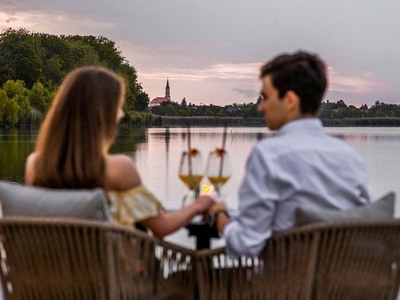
[25,66,214,238]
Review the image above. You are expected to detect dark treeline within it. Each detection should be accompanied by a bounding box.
[150,98,400,120]
[150,99,260,118]
[0,28,149,127]
[319,100,400,119]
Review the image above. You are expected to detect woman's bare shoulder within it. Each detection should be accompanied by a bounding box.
[25,152,38,185]
[105,154,141,191]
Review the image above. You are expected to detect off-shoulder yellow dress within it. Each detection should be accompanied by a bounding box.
[108,185,163,226]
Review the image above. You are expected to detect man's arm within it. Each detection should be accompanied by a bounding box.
[218,146,279,258]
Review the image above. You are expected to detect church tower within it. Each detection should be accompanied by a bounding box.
[165,78,171,101]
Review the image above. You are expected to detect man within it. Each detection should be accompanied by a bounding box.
[209,51,371,258]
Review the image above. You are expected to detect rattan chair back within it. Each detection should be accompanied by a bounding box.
[0,217,195,300]
[195,220,400,300]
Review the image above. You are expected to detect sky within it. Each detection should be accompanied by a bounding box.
[1,0,399,106]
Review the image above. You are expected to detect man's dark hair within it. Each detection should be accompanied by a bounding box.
[260,51,327,114]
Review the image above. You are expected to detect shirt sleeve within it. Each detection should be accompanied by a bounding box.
[358,161,372,204]
[108,185,163,226]
[223,146,279,258]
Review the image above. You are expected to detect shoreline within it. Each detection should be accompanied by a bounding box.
[4,116,400,129]
[153,116,400,127]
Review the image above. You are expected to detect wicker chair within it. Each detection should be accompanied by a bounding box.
[195,220,400,300]
[2,218,400,300]
[0,217,195,300]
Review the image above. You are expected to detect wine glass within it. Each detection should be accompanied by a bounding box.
[178,149,203,207]
[206,148,232,198]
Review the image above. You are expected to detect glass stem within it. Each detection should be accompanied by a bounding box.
[215,184,221,197]
[194,186,200,199]
[181,194,188,208]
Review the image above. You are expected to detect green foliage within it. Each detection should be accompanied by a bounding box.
[0,28,45,88]
[0,90,7,121]
[0,93,20,125]
[29,81,51,112]
[0,80,52,126]
[181,97,187,108]
[1,80,31,125]
[135,91,150,111]
[0,28,150,128]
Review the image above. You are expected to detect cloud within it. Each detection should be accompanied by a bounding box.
[0,12,36,29]
[328,67,392,94]
[0,11,117,36]
[233,88,259,98]
[140,62,261,81]
[4,17,17,24]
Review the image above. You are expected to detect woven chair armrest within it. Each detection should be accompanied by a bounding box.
[130,227,197,255]
[195,247,226,257]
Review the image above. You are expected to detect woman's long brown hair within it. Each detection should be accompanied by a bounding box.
[33,66,125,189]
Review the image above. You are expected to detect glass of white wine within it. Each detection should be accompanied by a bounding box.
[206,148,232,197]
[178,149,203,207]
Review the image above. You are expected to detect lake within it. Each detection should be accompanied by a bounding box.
[1,126,400,247]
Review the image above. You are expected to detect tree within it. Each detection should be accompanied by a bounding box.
[0,28,150,125]
[150,105,167,116]
[71,35,124,70]
[0,28,45,88]
[336,100,347,108]
[0,90,20,125]
[181,97,187,108]
[135,91,150,111]
[2,80,31,123]
[119,63,139,111]
[29,81,51,112]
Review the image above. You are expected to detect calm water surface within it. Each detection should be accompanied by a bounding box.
[2,126,399,210]
[1,126,400,247]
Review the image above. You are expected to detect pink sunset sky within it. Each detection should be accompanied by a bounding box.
[1,0,399,106]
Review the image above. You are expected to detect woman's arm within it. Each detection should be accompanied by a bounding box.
[107,154,215,238]
[142,195,215,238]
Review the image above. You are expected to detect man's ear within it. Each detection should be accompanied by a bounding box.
[284,90,301,112]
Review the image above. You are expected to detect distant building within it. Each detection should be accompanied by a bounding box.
[149,79,171,107]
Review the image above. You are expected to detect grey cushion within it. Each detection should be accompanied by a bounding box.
[0,181,110,221]
[295,192,395,226]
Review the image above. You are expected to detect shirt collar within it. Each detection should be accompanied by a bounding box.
[275,118,323,136]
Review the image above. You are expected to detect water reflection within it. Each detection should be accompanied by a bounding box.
[1,127,400,216]
[0,128,36,182]
[109,127,147,157]
[165,127,171,199]
[130,127,269,209]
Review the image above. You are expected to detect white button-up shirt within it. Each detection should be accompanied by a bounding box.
[223,118,371,258]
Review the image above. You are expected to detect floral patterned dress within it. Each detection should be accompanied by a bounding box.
[108,185,163,226]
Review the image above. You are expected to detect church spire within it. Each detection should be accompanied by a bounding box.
[165,78,171,101]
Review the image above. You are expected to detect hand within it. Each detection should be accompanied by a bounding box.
[207,202,227,214]
[193,195,216,214]
[206,202,229,233]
